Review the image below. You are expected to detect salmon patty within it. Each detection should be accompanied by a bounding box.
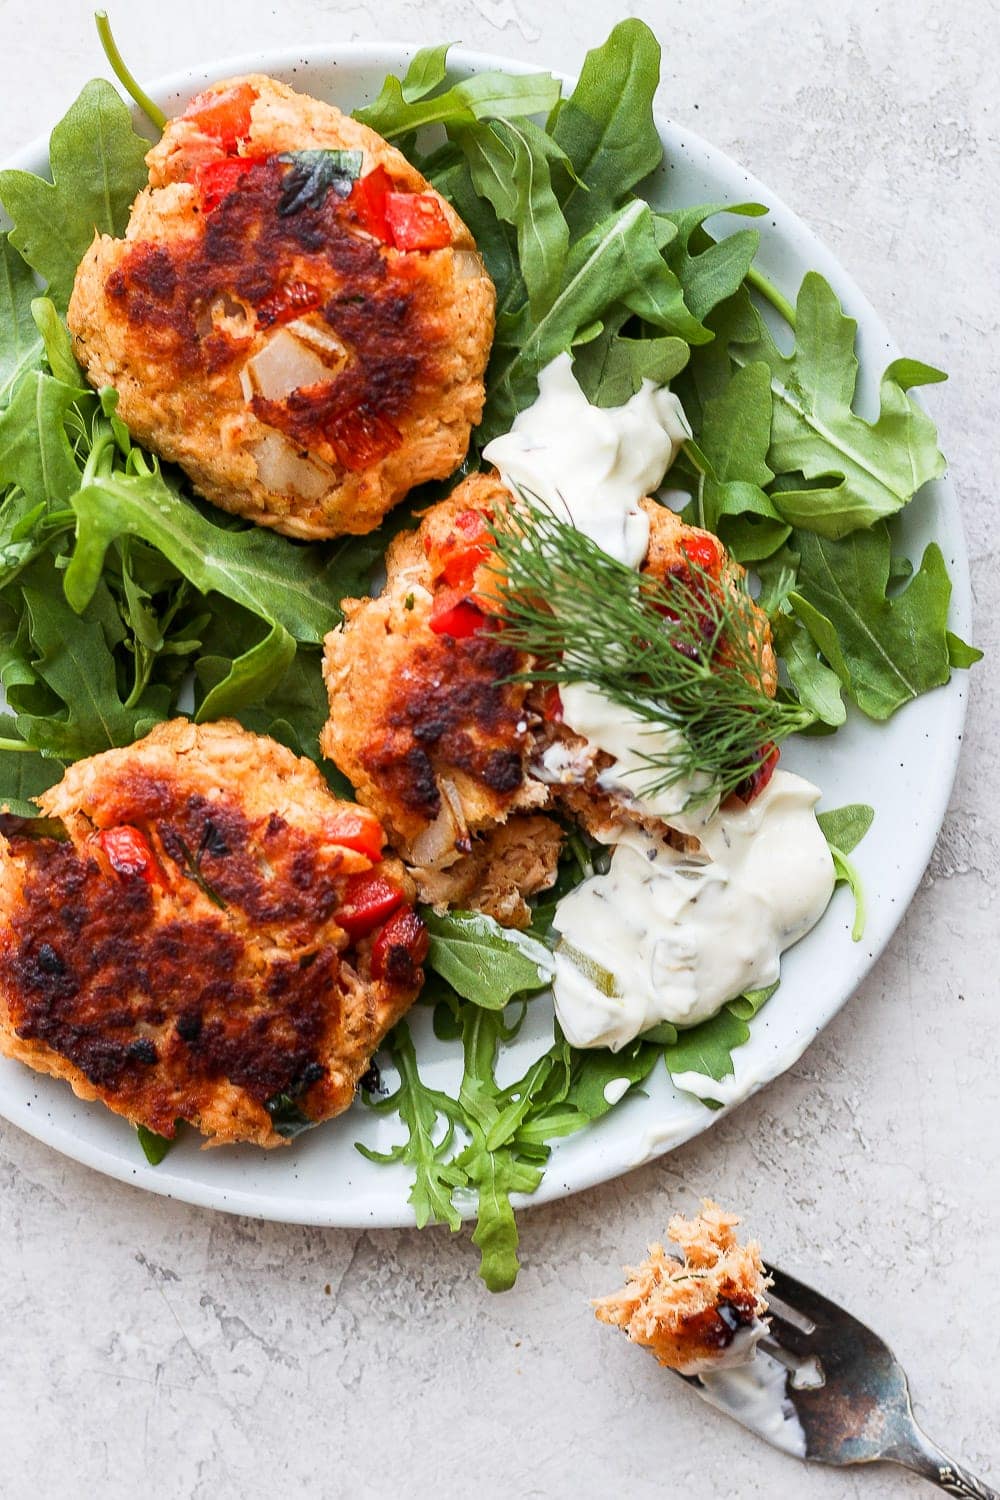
[321,473,777,919]
[67,74,495,539]
[0,719,427,1147]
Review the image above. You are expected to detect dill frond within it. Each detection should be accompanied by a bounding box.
[487,498,813,807]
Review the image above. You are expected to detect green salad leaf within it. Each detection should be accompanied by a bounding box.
[0,370,86,505]
[355,54,560,139]
[550,18,663,232]
[136,1123,174,1166]
[0,234,43,407]
[730,273,947,537]
[422,908,554,1009]
[0,79,149,309]
[816,802,874,854]
[817,803,875,941]
[791,526,953,719]
[65,471,342,644]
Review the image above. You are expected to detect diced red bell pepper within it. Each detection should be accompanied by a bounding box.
[541,684,564,723]
[384,192,452,251]
[193,154,270,212]
[324,807,384,862]
[680,531,721,575]
[739,742,780,803]
[348,164,393,242]
[437,509,492,589]
[181,82,258,152]
[429,588,488,639]
[347,169,452,251]
[96,825,162,885]
[327,407,402,470]
[337,870,405,939]
[371,906,429,983]
[255,278,322,328]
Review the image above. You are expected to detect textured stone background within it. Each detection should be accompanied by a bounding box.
[0,1,997,1495]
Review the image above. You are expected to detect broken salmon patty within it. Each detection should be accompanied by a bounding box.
[320,472,777,918]
[0,719,426,1147]
[67,73,495,540]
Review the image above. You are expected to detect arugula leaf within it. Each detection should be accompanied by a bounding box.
[658,203,766,324]
[194,621,296,723]
[791,526,953,720]
[0,736,62,815]
[662,1007,751,1087]
[265,1094,318,1140]
[725,983,780,1022]
[483,200,704,441]
[457,118,569,316]
[0,79,150,309]
[14,584,167,757]
[64,472,342,643]
[573,315,689,407]
[946,631,983,669]
[30,298,81,388]
[0,371,84,506]
[398,44,451,102]
[663,983,781,1094]
[0,234,43,407]
[136,1124,174,1165]
[730,273,947,536]
[422,908,554,1009]
[355,60,560,139]
[816,803,874,855]
[551,20,663,233]
[817,804,875,941]
[683,360,790,562]
[357,1021,467,1231]
[827,846,867,941]
[772,614,846,726]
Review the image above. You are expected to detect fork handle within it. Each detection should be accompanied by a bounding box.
[888,1429,999,1499]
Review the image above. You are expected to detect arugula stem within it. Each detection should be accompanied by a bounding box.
[746,265,797,329]
[0,738,38,752]
[94,11,167,132]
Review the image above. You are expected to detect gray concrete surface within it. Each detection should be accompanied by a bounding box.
[0,0,997,1495]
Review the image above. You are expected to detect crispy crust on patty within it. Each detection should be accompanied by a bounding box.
[0,720,425,1147]
[67,74,495,539]
[321,473,547,871]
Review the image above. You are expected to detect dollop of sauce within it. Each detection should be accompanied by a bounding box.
[554,681,710,822]
[482,352,690,567]
[552,772,835,1050]
[696,1346,807,1457]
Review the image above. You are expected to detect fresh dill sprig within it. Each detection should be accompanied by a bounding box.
[486,498,814,807]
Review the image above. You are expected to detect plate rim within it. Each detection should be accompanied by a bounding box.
[0,40,972,1226]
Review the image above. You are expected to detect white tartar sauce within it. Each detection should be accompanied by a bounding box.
[482,351,690,568]
[552,772,835,1051]
[554,681,710,823]
[696,1347,807,1457]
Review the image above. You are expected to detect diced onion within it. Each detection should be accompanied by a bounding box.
[287,319,348,364]
[243,328,334,403]
[453,249,484,281]
[251,433,334,501]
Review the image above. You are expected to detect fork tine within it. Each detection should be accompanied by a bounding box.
[763,1263,839,1328]
[762,1309,817,1360]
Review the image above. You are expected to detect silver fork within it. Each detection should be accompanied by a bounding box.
[678,1263,997,1497]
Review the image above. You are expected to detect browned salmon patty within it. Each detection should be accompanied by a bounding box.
[0,719,427,1147]
[321,474,778,915]
[67,74,495,540]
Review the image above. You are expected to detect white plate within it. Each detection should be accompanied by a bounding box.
[0,43,971,1226]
